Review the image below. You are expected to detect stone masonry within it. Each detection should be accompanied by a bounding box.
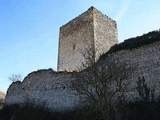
[58,7,118,71]
[5,7,160,111]
[5,70,82,111]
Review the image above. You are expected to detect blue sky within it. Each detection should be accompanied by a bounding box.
[0,0,160,92]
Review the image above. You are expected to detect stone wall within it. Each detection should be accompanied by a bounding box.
[5,69,82,111]
[58,7,95,71]
[58,7,118,71]
[5,6,160,112]
[99,40,160,100]
[93,8,118,60]
[5,39,160,111]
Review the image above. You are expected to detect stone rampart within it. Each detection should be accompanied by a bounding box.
[5,34,160,110]
[5,69,82,111]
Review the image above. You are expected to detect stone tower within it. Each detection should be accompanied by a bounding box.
[58,7,118,71]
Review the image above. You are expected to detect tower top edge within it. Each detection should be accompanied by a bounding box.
[60,6,116,30]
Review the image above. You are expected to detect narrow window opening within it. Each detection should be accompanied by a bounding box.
[73,44,76,50]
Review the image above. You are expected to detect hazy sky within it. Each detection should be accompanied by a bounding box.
[0,0,160,92]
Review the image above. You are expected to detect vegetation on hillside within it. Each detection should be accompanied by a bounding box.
[9,74,22,82]
[110,30,160,52]
[100,30,160,60]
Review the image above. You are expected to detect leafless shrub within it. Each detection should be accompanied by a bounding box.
[9,74,22,82]
[136,76,155,102]
[71,46,131,120]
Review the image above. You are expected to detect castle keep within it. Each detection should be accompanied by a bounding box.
[58,7,118,71]
[5,7,160,111]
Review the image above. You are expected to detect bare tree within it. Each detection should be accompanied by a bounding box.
[9,74,22,82]
[71,46,131,120]
[136,76,155,102]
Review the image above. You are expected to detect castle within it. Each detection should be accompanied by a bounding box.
[58,7,117,71]
[5,7,160,111]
